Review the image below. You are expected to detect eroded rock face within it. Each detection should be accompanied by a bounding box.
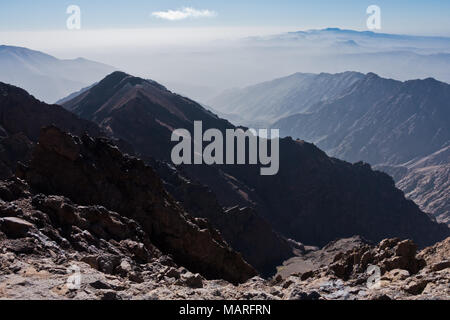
[17,126,256,284]
[149,158,294,277]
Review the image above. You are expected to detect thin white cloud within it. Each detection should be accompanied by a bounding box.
[152,7,217,21]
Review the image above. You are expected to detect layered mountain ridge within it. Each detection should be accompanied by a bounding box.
[275,73,450,165]
[0,79,291,276]
[208,71,365,125]
[61,71,449,248]
[209,71,450,225]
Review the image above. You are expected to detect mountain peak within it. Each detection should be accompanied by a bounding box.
[366,72,380,79]
[100,71,166,91]
[91,71,153,97]
[62,71,175,124]
[100,71,139,85]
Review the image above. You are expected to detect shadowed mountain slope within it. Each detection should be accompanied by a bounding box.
[18,126,257,284]
[0,81,102,179]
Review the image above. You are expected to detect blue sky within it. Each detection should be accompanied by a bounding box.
[1,0,450,35]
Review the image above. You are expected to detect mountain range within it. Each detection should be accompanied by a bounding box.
[160,28,450,103]
[0,79,292,276]
[249,28,450,52]
[0,45,115,103]
[59,71,449,249]
[0,67,448,299]
[240,28,450,83]
[208,71,450,226]
[3,27,450,105]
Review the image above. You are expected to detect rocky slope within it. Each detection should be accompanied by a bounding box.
[16,126,256,284]
[271,236,450,300]
[0,81,102,180]
[0,80,292,277]
[62,72,450,248]
[0,122,447,300]
[377,146,450,225]
[398,165,449,226]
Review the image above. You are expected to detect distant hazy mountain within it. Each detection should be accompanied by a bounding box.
[250,28,450,51]
[274,73,450,166]
[195,28,450,98]
[0,45,115,103]
[208,71,365,125]
[61,71,449,249]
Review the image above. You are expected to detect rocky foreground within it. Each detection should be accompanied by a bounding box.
[0,126,448,300]
[0,181,448,300]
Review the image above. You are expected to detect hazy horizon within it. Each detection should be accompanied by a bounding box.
[1,1,450,102]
